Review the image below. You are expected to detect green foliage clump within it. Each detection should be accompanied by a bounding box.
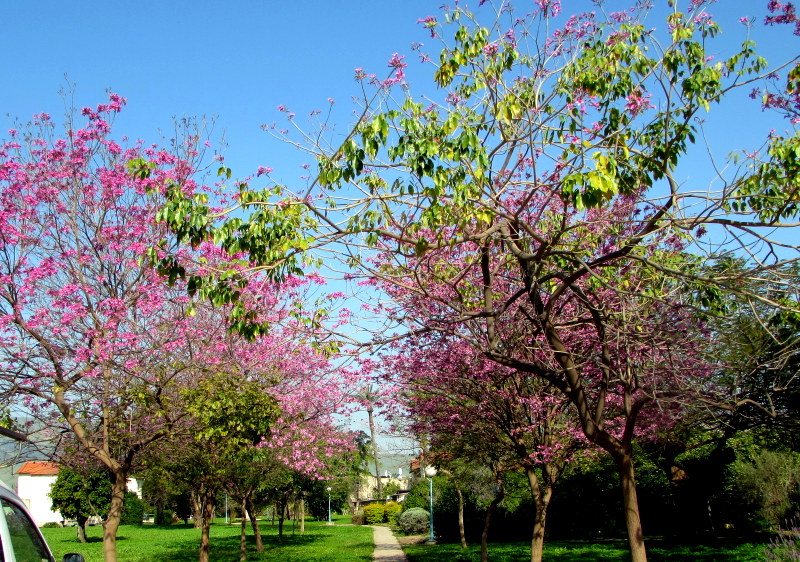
[384,501,402,524]
[363,502,385,524]
[41,522,61,528]
[49,467,111,526]
[351,512,366,525]
[398,507,430,535]
[121,492,144,525]
[156,509,174,525]
[731,449,800,529]
[302,478,349,521]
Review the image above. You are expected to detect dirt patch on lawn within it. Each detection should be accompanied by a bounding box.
[396,534,429,545]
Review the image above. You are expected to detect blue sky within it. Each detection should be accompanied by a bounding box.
[1,0,795,189]
[2,0,797,458]
[2,1,434,186]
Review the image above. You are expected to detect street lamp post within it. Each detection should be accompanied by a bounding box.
[425,466,437,544]
[326,486,333,525]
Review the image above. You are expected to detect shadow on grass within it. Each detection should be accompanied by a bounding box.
[142,524,354,562]
[404,537,767,562]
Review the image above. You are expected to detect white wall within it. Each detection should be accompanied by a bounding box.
[17,475,141,527]
[16,475,61,526]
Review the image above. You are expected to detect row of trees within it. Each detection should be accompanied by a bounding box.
[152,2,800,562]
[0,99,362,562]
[3,2,799,562]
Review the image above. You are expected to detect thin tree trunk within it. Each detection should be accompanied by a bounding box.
[455,483,467,548]
[480,485,504,562]
[239,505,247,562]
[367,405,383,498]
[246,498,263,552]
[298,498,305,534]
[277,499,286,542]
[191,489,203,529]
[199,488,215,562]
[102,472,127,562]
[615,449,647,562]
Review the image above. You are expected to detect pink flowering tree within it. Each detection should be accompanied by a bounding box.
[166,306,353,561]
[156,2,800,560]
[0,98,351,562]
[384,333,581,561]
[0,97,218,561]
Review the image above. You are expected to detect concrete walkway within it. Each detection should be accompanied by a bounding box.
[371,525,409,561]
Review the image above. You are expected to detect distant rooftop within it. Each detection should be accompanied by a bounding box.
[17,462,58,476]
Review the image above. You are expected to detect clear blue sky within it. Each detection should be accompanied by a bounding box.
[2,0,796,460]
[1,0,435,185]
[1,0,795,188]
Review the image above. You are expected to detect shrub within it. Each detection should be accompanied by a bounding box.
[398,507,430,535]
[363,503,385,525]
[732,450,800,530]
[384,501,402,524]
[41,522,61,528]
[351,512,366,525]
[374,481,401,499]
[120,492,144,525]
[156,509,174,525]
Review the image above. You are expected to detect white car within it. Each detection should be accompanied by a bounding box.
[0,479,84,562]
[0,426,84,562]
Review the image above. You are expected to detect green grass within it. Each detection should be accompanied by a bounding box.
[41,515,373,562]
[402,537,768,561]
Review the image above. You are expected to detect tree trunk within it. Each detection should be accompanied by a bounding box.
[367,405,383,498]
[480,485,504,562]
[615,448,647,562]
[277,499,286,542]
[101,472,127,562]
[525,466,553,562]
[239,508,247,562]
[246,498,263,552]
[191,489,203,529]
[298,498,305,534]
[455,483,467,548]
[199,488,215,562]
[76,516,88,543]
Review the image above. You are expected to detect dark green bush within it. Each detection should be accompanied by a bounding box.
[156,509,174,525]
[121,492,144,525]
[398,507,429,535]
[351,512,366,525]
[363,503,385,524]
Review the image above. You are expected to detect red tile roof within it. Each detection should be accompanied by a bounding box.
[17,462,59,476]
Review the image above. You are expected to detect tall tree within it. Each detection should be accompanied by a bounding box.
[386,335,580,561]
[0,96,207,562]
[157,2,800,560]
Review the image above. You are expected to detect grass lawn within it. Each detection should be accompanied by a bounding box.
[402,537,768,561]
[41,515,373,562]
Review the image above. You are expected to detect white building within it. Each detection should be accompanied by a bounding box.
[15,461,141,527]
[16,461,61,526]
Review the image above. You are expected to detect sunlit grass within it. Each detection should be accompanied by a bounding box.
[42,515,373,562]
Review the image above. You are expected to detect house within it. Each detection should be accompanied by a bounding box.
[16,461,61,526]
[15,461,142,527]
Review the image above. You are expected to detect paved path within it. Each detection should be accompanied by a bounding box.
[371,525,409,561]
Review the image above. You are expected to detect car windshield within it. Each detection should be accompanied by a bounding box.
[1,497,53,562]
